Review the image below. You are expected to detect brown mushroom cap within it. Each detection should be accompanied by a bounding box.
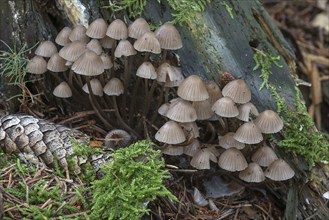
[103,77,124,96]
[239,163,265,183]
[222,79,251,104]
[218,148,248,172]
[155,23,183,50]
[47,53,68,72]
[128,17,150,39]
[72,50,104,76]
[192,99,214,120]
[58,41,86,62]
[190,149,215,170]
[55,27,72,46]
[237,102,259,122]
[177,75,209,101]
[106,19,128,40]
[35,41,58,58]
[69,24,90,43]
[251,145,278,167]
[133,31,161,54]
[155,120,186,144]
[52,81,72,98]
[26,56,47,74]
[264,159,295,181]
[164,67,184,88]
[136,61,157,79]
[156,62,178,83]
[166,99,197,123]
[158,103,170,116]
[104,129,132,150]
[86,18,108,39]
[183,139,201,157]
[212,97,239,118]
[82,78,103,96]
[86,39,103,55]
[100,36,115,49]
[233,122,263,144]
[114,39,137,58]
[218,132,245,150]
[254,110,283,134]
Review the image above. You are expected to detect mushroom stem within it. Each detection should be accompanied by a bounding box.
[121,56,131,122]
[206,122,216,143]
[86,77,114,130]
[112,96,140,138]
[109,40,117,78]
[161,49,168,63]
[150,83,165,124]
[128,77,141,126]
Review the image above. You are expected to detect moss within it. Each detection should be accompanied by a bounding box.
[253,50,329,168]
[90,140,176,220]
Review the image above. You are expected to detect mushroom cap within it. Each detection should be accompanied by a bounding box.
[222,79,251,104]
[104,129,132,150]
[59,41,86,62]
[239,163,265,182]
[100,53,113,69]
[155,23,183,50]
[55,27,72,46]
[86,39,103,55]
[204,80,223,105]
[114,39,137,58]
[128,17,150,39]
[47,53,68,72]
[192,99,214,120]
[86,18,108,39]
[69,24,90,43]
[233,122,263,144]
[103,77,124,96]
[254,110,283,134]
[218,132,245,150]
[82,78,103,96]
[162,144,184,156]
[106,19,128,40]
[218,148,248,172]
[156,62,179,83]
[26,56,47,74]
[72,50,104,76]
[264,159,295,181]
[212,97,239,118]
[133,31,161,54]
[251,146,278,167]
[52,81,72,98]
[164,67,184,88]
[155,121,186,144]
[136,62,157,79]
[183,139,201,157]
[237,102,259,122]
[35,41,58,58]
[158,103,170,116]
[100,36,115,49]
[177,75,209,101]
[166,99,197,123]
[190,149,216,170]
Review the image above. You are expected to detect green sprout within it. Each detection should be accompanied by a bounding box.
[104,0,148,18]
[221,1,234,19]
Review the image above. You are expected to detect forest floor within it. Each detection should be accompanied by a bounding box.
[1,1,328,220]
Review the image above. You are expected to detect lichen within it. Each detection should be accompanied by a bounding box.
[253,50,329,168]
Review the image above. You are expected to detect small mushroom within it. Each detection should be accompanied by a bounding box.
[212,97,239,118]
[218,148,248,172]
[222,79,251,104]
[264,159,295,181]
[254,110,283,134]
[155,120,186,144]
[53,81,72,98]
[251,145,278,167]
[233,122,263,144]
[239,163,265,183]
[86,18,108,39]
[177,75,209,101]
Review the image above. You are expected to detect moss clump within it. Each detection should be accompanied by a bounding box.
[90,140,176,220]
[253,50,329,168]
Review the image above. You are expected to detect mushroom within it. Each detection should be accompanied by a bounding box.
[218,148,248,172]
[104,129,132,150]
[53,81,72,98]
[236,102,259,122]
[166,98,197,123]
[233,122,263,144]
[239,163,265,183]
[128,17,150,39]
[212,97,239,118]
[58,41,86,62]
[69,24,90,43]
[221,79,251,104]
[218,132,245,150]
[251,145,278,167]
[82,78,103,96]
[264,159,295,181]
[86,39,103,55]
[26,56,47,74]
[254,110,283,134]
[183,139,201,157]
[192,99,214,120]
[47,53,68,72]
[35,41,58,58]
[190,148,216,170]
[204,80,223,105]
[155,120,186,145]
[86,18,108,39]
[177,75,209,101]
[55,27,72,46]
[161,144,184,156]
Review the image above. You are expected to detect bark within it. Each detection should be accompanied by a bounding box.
[0,0,328,219]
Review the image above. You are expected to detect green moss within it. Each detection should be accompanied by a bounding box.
[253,50,329,168]
[90,140,176,220]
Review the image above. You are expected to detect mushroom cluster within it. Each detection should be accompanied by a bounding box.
[26,18,183,141]
[155,75,295,182]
